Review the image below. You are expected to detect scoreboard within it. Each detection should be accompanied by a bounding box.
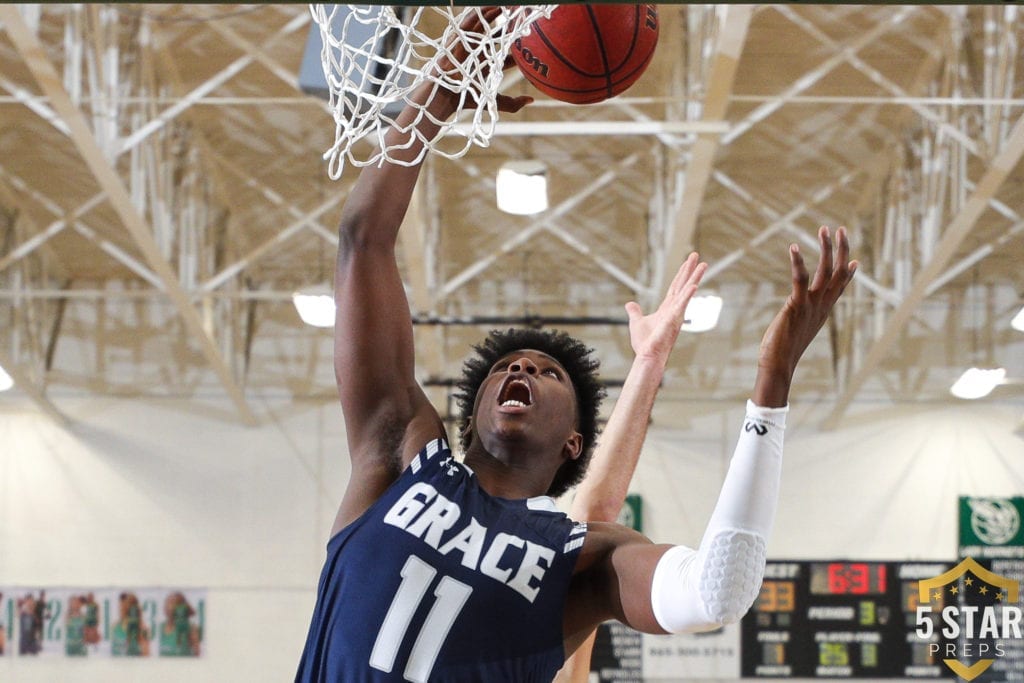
[741,561,956,678]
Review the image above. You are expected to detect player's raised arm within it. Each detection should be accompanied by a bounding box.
[331,8,532,534]
[330,83,450,534]
[565,227,856,643]
[556,254,705,682]
[570,253,705,522]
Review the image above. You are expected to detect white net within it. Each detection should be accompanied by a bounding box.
[311,4,555,179]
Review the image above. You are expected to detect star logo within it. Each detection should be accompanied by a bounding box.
[916,557,1021,681]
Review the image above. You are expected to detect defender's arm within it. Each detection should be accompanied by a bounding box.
[557,255,704,682]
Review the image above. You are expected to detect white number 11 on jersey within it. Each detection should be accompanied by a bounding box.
[370,554,473,682]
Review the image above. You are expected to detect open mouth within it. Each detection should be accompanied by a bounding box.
[498,377,533,408]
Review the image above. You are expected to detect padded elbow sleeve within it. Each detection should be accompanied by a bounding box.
[650,401,785,633]
[651,531,767,633]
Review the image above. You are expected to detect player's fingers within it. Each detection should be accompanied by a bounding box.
[667,252,699,296]
[459,7,484,32]
[828,226,851,288]
[624,301,643,323]
[496,94,533,113]
[461,6,502,38]
[790,244,809,303]
[478,6,502,24]
[810,226,832,292]
[679,282,702,309]
[684,261,708,296]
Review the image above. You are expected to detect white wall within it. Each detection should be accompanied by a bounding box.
[0,393,348,682]
[633,401,1024,561]
[1,393,1022,681]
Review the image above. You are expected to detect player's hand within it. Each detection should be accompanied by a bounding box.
[435,7,533,114]
[625,252,707,364]
[754,226,857,405]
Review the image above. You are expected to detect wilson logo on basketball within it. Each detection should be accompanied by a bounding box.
[512,4,659,105]
[513,40,549,78]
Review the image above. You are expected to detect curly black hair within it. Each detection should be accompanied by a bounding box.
[454,328,606,498]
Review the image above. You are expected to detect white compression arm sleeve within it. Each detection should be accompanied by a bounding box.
[650,400,787,633]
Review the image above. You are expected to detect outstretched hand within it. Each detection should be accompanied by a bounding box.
[754,226,857,407]
[625,252,708,364]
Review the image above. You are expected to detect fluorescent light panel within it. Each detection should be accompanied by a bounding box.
[496,160,548,215]
[1012,306,1024,332]
[950,367,1006,400]
[293,286,336,328]
[681,295,723,333]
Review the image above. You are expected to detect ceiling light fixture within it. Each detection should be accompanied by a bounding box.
[950,367,1006,400]
[0,365,13,392]
[681,294,723,333]
[496,160,548,215]
[292,285,336,328]
[1012,306,1024,332]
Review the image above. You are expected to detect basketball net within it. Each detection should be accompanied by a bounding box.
[311,4,554,179]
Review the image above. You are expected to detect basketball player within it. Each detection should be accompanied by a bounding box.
[296,8,856,682]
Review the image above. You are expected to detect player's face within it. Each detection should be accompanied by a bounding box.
[472,349,580,454]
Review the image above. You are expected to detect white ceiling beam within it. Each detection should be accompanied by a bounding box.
[0,5,258,426]
[774,5,979,158]
[115,11,310,157]
[211,151,341,247]
[704,169,857,275]
[710,169,899,307]
[70,222,162,288]
[823,111,1024,428]
[443,138,649,294]
[0,288,315,301]
[204,12,321,102]
[658,5,750,295]
[439,152,642,300]
[174,7,431,380]
[0,74,70,135]
[0,192,105,275]
[10,93,1024,108]
[542,222,646,293]
[198,193,344,294]
[155,26,344,288]
[925,219,1024,296]
[404,180,445,401]
[450,120,726,137]
[729,95,1024,106]
[0,170,73,281]
[722,6,915,146]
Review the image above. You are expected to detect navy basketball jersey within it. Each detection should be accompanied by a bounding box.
[296,439,587,683]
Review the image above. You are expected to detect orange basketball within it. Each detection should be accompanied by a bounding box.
[511,4,659,105]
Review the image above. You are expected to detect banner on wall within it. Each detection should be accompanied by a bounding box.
[0,587,205,658]
[957,496,1024,683]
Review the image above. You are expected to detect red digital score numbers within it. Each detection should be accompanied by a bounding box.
[811,562,887,595]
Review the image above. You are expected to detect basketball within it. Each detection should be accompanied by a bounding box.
[511,4,659,105]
